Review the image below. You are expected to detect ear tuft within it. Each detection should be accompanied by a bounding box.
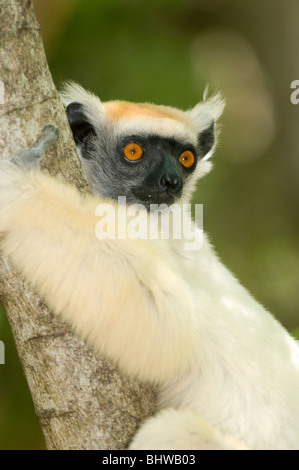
[60,81,105,129]
[187,92,225,160]
[188,92,225,133]
[60,82,99,106]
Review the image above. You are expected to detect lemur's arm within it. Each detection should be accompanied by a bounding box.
[0,126,197,383]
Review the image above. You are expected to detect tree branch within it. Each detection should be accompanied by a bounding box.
[0,0,157,450]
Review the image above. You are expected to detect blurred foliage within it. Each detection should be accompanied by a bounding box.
[0,0,298,449]
[47,0,206,105]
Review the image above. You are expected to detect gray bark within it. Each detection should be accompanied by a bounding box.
[0,0,157,450]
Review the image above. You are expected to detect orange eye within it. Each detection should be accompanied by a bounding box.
[179,150,195,169]
[123,143,143,161]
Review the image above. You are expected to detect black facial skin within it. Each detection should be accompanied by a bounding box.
[66,102,214,209]
[117,134,196,207]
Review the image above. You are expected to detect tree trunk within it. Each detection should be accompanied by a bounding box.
[0,0,157,450]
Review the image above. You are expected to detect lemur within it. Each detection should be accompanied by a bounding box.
[0,83,299,450]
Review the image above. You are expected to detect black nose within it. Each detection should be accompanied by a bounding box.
[160,171,182,195]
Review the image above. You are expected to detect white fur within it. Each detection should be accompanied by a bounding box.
[130,408,249,450]
[0,94,299,450]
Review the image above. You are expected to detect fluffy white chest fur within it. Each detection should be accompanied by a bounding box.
[0,85,298,450]
[159,233,299,449]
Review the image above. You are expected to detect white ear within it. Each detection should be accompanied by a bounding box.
[60,81,105,127]
[188,93,225,134]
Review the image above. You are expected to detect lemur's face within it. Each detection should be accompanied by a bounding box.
[65,87,222,209]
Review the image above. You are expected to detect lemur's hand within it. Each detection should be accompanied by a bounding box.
[10,125,59,169]
[0,125,59,234]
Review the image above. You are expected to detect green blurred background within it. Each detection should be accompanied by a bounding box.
[0,0,298,449]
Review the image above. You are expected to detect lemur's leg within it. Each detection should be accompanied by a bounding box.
[129,408,250,450]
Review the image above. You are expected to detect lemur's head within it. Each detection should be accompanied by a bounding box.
[62,83,223,208]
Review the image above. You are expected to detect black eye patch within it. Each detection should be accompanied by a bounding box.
[117,134,197,172]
